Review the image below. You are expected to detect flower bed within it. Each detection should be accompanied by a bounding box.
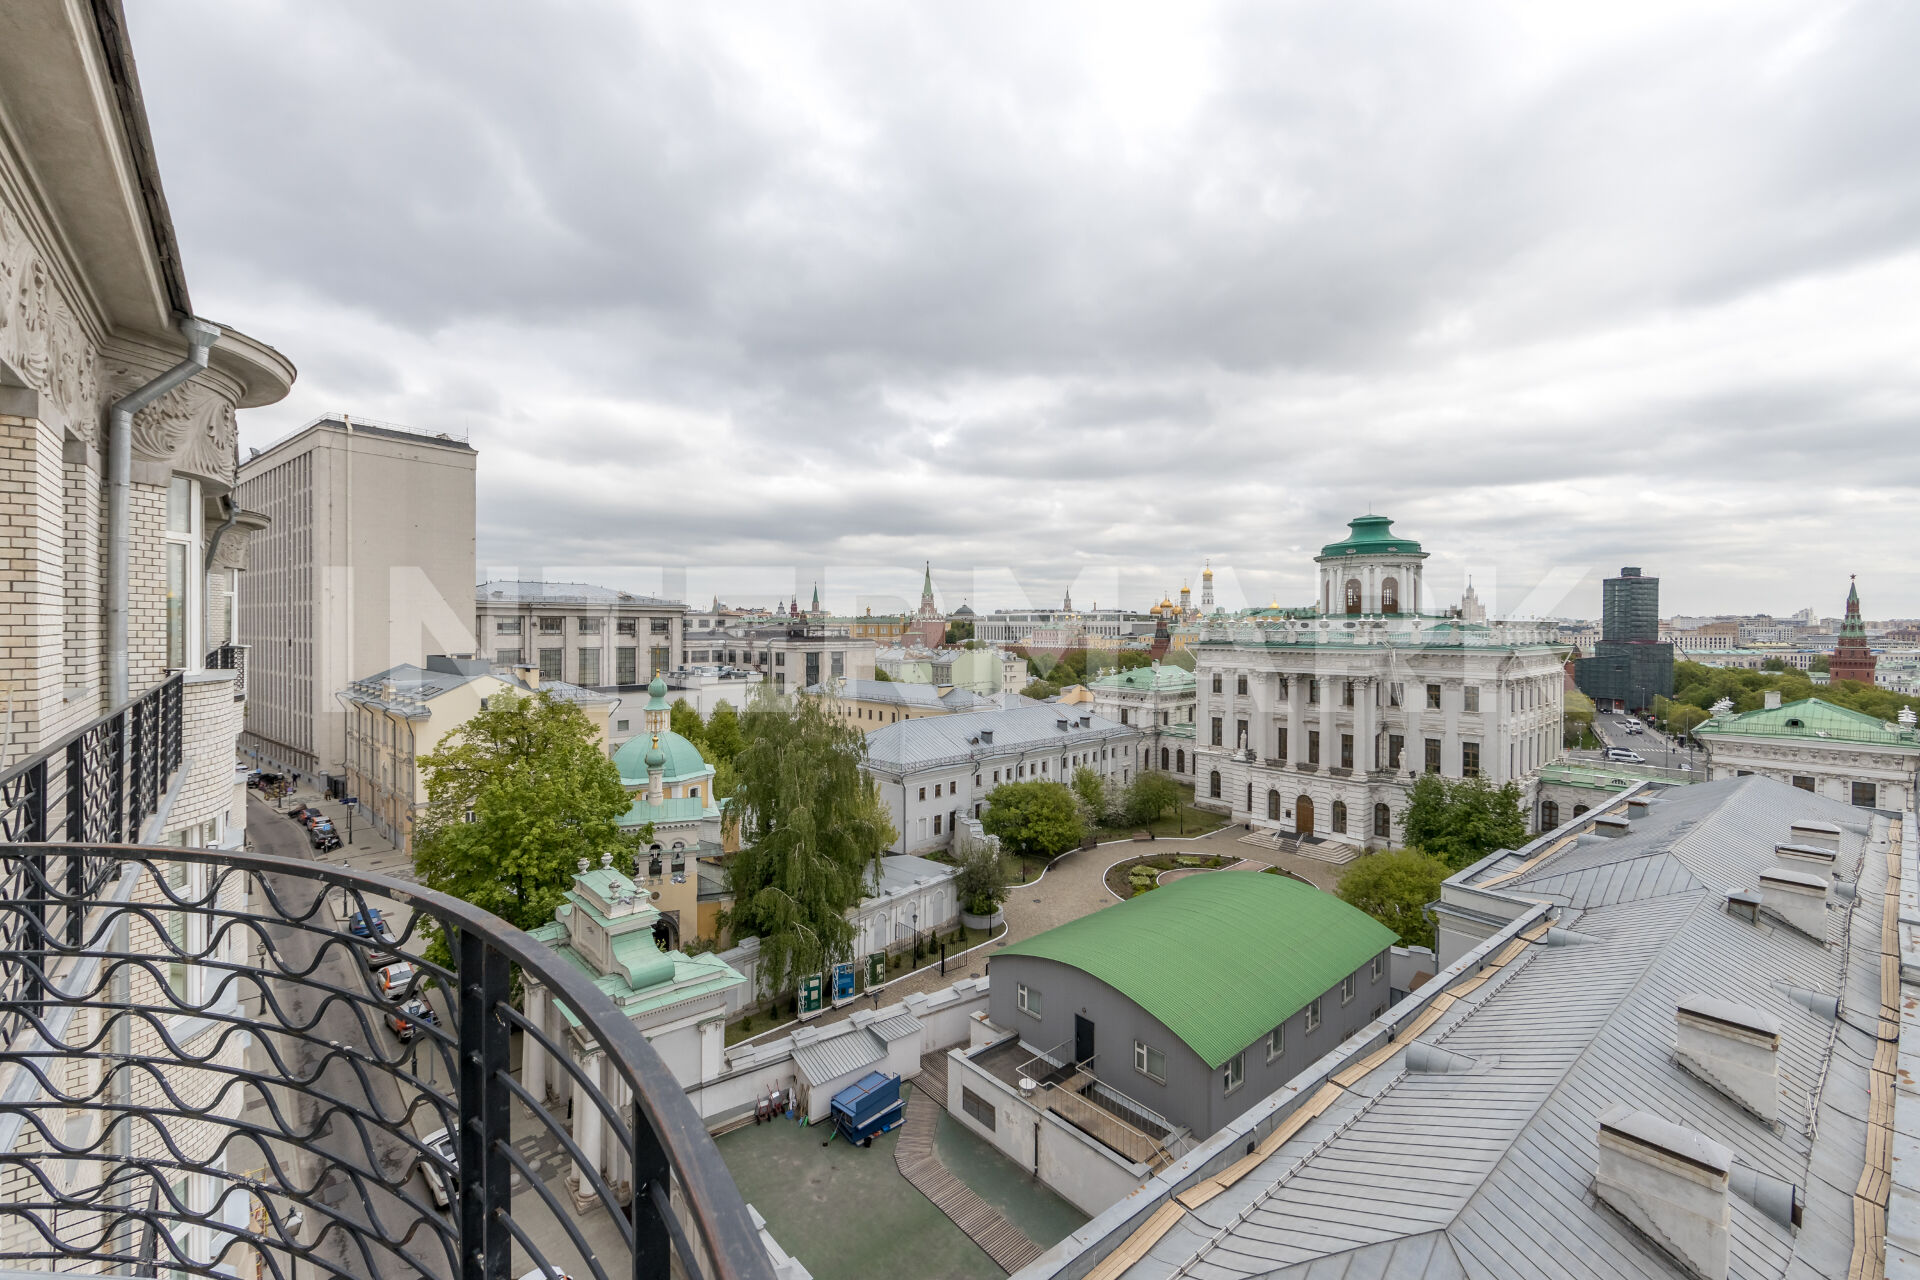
[1103,852,1233,898]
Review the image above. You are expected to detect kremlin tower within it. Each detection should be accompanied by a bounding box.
[1830,576,1878,685]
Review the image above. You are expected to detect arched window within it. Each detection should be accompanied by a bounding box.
[1345,578,1363,615]
[1332,801,1347,833]
[1176,749,1185,773]
[1381,577,1399,613]
[1160,747,1170,770]
[1374,803,1391,838]
[1210,770,1221,798]
[1541,800,1560,829]
[1268,790,1281,820]
[1573,804,1589,817]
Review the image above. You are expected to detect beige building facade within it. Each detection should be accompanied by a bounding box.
[476,580,684,690]
[0,5,295,1270]
[236,417,477,790]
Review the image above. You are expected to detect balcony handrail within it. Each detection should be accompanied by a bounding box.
[0,671,183,845]
[0,842,777,1280]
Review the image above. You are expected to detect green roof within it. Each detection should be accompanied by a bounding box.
[613,729,712,784]
[1695,697,1920,749]
[997,871,1394,1069]
[1089,663,1197,692]
[1317,514,1426,560]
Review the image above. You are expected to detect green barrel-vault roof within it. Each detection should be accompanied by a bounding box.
[997,871,1395,1069]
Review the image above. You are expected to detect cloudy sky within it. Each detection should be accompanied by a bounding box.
[129,2,1920,619]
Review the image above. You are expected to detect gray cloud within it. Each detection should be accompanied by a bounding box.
[130,1,1920,617]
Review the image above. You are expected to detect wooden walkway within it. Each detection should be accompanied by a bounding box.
[896,1052,1044,1274]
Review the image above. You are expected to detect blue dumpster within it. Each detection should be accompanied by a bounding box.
[830,1071,904,1144]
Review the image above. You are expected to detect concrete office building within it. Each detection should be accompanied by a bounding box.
[237,417,476,790]
[475,580,685,691]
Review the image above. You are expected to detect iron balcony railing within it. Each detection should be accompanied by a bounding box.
[0,843,776,1280]
[206,643,249,701]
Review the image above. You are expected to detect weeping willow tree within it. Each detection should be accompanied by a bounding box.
[722,691,896,998]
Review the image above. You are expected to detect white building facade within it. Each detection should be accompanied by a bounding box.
[476,580,685,690]
[1194,517,1568,851]
[1696,694,1920,811]
[864,705,1142,855]
[1089,662,1200,782]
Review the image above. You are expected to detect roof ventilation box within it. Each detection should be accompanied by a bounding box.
[1758,868,1830,939]
[1764,689,1783,710]
[1626,797,1652,819]
[1788,820,1842,853]
[979,730,993,745]
[1773,843,1837,881]
[1595,1105,1732,1280]
[1593,815,1630,839]
[1674,995,1780,1119]
[1056,717,1069,730]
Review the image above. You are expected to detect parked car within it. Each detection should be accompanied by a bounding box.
[248,770,284,789]
[348,909,397,946]
[518,1269,573,1280]
[1624,723,1643,735]
[419,1127,457,1209]
[1604,747,1645,763]
[387,997,439,1043]
[375,961,418,1001]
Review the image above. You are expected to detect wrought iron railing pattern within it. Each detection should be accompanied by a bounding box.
[0,675,184,1043]
[206,643,248,700]
[0,844,775,1280]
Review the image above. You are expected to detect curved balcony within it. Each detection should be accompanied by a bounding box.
[0,841,777,1280]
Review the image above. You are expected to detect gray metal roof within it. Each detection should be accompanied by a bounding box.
[791,1028,885,1087]
[1059,775,1889,1280]
[864,703,1137,773]
[476,580,682,608]
[803,679,988,711]
[866,1012,922,1043]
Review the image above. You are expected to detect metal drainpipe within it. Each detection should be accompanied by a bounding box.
[106,317,221,705]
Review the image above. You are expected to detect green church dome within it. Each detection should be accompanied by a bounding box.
[613,729,712,785]
[1318,515,1426,560]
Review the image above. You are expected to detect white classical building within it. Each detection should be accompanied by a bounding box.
[1193,516,1569,852]
[863,704,1142,854]
[1089,662,1200,782]
[1695,693,1920,811]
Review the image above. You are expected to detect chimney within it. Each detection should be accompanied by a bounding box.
[1593,814,1630,839]
[980,729,993,746]
[1757,868,1829,939]
[1056,717,1069,730]
[1763,689,1782,711]
[1674,995,1780,1119]
[518,662,541,690]
[1626,796,1652,820]
[1595,1106,1732,1280]
[1788,820,1842,853]
[1773,843,1837,881]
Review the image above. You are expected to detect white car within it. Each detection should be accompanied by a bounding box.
[375,961,417,1002]
[1605,747,1644,764]
[420,1127,457,1208]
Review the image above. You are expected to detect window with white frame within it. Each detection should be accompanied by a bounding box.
[1371,953,1385,980]
[1016,983,1041,1018]
[1223,1052,1244,1094]
[1305,997,1322,1031]
[164,476,197,670]
[1134,1040,1166,1083]
[1266,1024,1284,1061]
[1341,973,1356,1004]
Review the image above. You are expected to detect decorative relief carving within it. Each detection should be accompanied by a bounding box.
[100,366,237,485]
[0,202,99,438]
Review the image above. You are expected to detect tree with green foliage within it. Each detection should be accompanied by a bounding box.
[873,668,894,682]
[669,697,704,744]
[1400,774,1529,870]
[953,839,1009,915]
[722,693,897,998]
[1811,654,1830,674]
[944,620,975,644]
[414,690,633,955]
[1652,694,1708,737]
[1022,679,1061,700]
[1071,766,1110,824]
[1336,849,1450,949]
[981,780,1085,859]
[1669,658,1920,722]
[1760,657,1786,672]
[702,700,743,763]
[1563,688,1596,749]
[1125,772,1184,827]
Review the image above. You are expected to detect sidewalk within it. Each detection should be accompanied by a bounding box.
[249,781,415,883]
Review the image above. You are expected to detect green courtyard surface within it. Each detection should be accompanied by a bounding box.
[715,1087,1001,1280]
[933,1110,1089,1248]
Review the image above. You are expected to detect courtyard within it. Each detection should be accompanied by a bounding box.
[717,1082,1085,1280]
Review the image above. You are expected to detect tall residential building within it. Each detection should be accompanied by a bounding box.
[1573,565,1675,713]
[1830,576,1878,685]
[1193,516,1567,853]
[475,580,685,688]
[236,417,476,791]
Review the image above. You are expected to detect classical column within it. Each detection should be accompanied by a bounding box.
[571,1051,605,1211]
[1286,672,1305,767]
[524,987,548,1104]
[1358,676,1377,772]
[1319,672,1335,771]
